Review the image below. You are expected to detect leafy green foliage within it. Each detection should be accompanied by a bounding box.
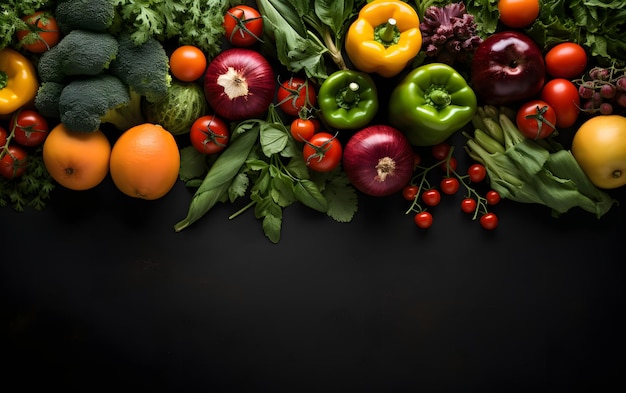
[0,146,55,212]
[176,105,358,243]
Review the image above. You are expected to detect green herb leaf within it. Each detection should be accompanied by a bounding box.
[293,179,328,213]
[254,195,283,243]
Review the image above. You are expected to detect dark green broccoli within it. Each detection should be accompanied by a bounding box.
[109,31,171,103]
[57,74,145,133]
[37,29,118,80]
[54,0,116,34]
[34,81,66,118]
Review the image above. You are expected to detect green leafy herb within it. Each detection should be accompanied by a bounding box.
[0,0,55,51]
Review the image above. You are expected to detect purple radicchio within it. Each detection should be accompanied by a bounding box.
[419,1,483,66]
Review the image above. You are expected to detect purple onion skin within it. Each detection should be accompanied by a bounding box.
[204,48,275,121]
[343,125,415,197]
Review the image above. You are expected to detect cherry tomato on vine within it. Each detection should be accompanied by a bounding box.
[413,152,422,168]
[223,5,264,47]
[516,100,557,140]
[440,156,457,172]
[486,190,501,205]
[290,118,316,142]
[422,189,441,207]
[467,163,487,183]
[190,115,230,155]
[11,109,49,147]
[16,11,60,53]
[461,198,477,214]
[0,145,28,179]
[440,177,459,195]
[276,76,317,117]
[431,142,451,161]
[303,132,342,172]
[480,212,499,230]
[169,45,207,82]
[497,0,540,29]
[540,78,581,129]
[544,42,588,79]
[402,185,419,201]
[0,127,8,148]
[414,211,433,229]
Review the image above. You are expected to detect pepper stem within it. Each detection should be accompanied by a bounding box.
[0,71,8,90]
[338,82,360,109]
[375,18,400,47]
[425,85,451,109]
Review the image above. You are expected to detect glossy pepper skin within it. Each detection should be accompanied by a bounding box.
[388,63,477,146]
[317,69,379,130]
[345,0,422,78]
[0,48,39,116]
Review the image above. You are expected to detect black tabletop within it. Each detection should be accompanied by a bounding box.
[2,130,626,391]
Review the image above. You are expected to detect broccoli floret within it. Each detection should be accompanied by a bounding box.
[34,81,66,118]
[58,74,145,133]
[54,0,116,34]
[37,29,118,82]
[109,31,171,103]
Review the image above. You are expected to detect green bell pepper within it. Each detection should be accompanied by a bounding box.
[388,63,477,146]
[317,69,378,130]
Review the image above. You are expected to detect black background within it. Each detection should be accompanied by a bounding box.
[2,133,626,391]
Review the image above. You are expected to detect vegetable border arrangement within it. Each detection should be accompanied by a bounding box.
[1,0,625,243]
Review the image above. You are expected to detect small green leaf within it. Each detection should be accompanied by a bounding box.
[179,146,208,181]
[293,179,328,213]
[260,122,289,157]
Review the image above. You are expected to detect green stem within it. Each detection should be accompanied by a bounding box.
[379,18,397,43]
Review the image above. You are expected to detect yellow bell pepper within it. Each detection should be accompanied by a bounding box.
[345,0,422,78]
[0,47,39,116]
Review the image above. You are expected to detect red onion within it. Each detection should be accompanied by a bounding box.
[343,125,415,197]
[204,48,274,121]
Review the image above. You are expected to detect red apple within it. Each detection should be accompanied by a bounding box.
[470,31,546,105]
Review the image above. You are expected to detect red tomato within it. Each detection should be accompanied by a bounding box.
[276,76,317,117]
[544,42,587,79]
[169,45,207,82]
[422,189,441,207]
[540,78,581,128]
[190,115,230,155]
[11,109,49,147]
[16,11,60,53]
[461,198,477,214]
[467,163,487,183]
[440,177,459,195]
[516,100,557,139]
[223,5,264,47]
[480,212,499,230]
[290,118,316,142]
[414,211,433,229]
[0,145,28,179]
[497,0,540,29]
[0,126,8,148]
[431,142,451,161]
[486,190,501,205]
[402,185,419,201]
[303,132,342,172]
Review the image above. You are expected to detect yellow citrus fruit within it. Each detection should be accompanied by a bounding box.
[109,123,180,200]
[571,115,626,189]
[43,123,111,190]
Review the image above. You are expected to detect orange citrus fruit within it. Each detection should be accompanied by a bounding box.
[43,123,111,190]
[109,123,180,200]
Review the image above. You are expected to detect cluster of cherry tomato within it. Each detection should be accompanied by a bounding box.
[0,109,50,180]
[403,142,501,230]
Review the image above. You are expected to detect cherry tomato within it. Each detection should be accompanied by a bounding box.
[276,76,317,117]
[303,132,342,172]
[16,11,60,53]
[422,189,441,207]
[169,45,207,82]
[290,118,316,142]
[402,185,419,201]
[440,156,457,172]
[516,100,557,140]
[545,42,588,79]
[11,109,49,147]
[223,5,264,47]
[431,142,451,161]
[540,78,581,128]
[414,211,433,229]
[480,212,499,230]
[0,145,28,179]
[413,152,422,168]
[486,190,501,205]
[0,127,8,148]
[497,0,540,29]
[190,115,230,155]
[440,177,459,195]
[461,198,477,214]
[467,163,487,183]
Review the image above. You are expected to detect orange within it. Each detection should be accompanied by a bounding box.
[109,123,180,200]
[43,123,111,190]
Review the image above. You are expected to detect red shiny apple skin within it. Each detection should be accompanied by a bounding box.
[470,31,546,105]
